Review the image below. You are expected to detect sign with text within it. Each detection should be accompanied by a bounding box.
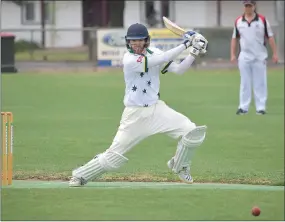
[97,28,190,67]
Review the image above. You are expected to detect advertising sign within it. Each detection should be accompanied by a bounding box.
[97,28,191,67]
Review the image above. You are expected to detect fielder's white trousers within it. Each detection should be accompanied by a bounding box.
[106,100,196,155]
[238,59,267,111]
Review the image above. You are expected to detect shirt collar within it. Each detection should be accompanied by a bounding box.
[242,13,259,22]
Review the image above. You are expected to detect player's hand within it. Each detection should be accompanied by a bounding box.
[182,31,197,49]
[196,34,208,54]
[183,30,197,41]
[231,55,237,63]
[272,53,278,63]
[189,34,208,56]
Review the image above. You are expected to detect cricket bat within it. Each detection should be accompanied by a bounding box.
[162,16,187,36]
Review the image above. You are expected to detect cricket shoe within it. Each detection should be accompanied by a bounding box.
[236,108,248,115]
[167,157,194,184]
[256,110,266,115]
[69,154,101,187]
[69,176,87,187]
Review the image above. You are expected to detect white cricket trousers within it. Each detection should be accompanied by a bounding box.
[238,59,267,111]
[106,100,196,155]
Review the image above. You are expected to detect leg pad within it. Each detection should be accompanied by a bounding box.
[72,151,128,181]
[172,125,207,173]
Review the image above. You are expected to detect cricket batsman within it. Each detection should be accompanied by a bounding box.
[69,23,208,187]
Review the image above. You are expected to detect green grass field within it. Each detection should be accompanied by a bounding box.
[2,68,284,220]
[15,49,88,61]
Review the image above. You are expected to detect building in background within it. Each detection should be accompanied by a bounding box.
[1,0,279,47]
[124,0,278,28]
[1,1,82,47]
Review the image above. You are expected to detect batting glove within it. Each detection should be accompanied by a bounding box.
[182,30,197,49]
[183,30,197,41]
[189,34,208,56]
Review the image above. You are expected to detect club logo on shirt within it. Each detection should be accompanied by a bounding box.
[137,56,144,63]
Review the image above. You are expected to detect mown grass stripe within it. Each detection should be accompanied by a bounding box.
[3,180,284,191]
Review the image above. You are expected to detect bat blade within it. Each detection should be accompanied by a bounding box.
[162,16,186,36]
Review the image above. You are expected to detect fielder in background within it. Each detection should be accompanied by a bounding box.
[231,0,278,115]
[69,23,208,187]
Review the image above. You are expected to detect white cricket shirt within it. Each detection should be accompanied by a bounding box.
[232,13,274,61]
[122,47,164,107]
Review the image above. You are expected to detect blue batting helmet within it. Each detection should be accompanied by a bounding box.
[125,23,149,40]
[125,23,150,51]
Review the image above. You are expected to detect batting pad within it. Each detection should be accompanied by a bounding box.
[98,151,128,171]
[172,125,207,173]
[72,151,128,181]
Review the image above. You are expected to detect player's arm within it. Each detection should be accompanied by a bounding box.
[161,34,208,75]
[123,41,191,73]
[265,19,278,60]
[161,55,195,75]
[231,22,239,60]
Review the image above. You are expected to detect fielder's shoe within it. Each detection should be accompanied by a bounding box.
[167,158,194,184]
[69,176,87,187]
[256,110,266,115]
[236,108,248,115]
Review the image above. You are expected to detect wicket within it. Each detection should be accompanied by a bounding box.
[1,112,13,186]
